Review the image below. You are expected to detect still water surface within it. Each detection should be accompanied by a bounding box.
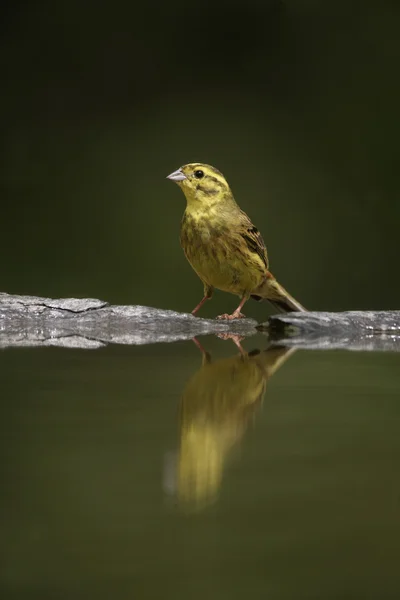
[1,335,400,599]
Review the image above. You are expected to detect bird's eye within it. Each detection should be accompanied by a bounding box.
[194,170,204,179]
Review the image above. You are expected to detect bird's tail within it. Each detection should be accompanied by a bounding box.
[251,272,306,313]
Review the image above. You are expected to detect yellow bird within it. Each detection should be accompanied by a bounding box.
[167,163,306,319]
[177,340,295,511]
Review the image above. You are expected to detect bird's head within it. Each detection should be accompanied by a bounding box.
[167,163,233,207]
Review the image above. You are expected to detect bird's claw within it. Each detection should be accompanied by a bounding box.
[216,333,245,341]
[216,333,246,354]
[216,312,246,320]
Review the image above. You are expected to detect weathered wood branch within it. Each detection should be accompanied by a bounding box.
[1,293,399,351]
[0,293,257,349]
[260,310,400,352]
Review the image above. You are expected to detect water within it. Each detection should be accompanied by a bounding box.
[1,335,400,599]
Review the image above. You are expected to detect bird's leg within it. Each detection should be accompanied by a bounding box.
[216,333,246,355]
[191,284,213,316]
[217,295,248,320]
[192,337,211,365]
[191,296,209,315]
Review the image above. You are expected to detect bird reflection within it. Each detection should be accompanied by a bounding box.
[175,336,294,511]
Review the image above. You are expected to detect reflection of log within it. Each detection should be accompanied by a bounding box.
[0,293,257,348]
[1,293,400,351]
[260,310,400,352]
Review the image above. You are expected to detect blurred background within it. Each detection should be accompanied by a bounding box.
[1,0,399,317]
[2,5,400,598]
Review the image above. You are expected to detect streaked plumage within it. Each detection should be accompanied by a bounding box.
[167,163,306,319]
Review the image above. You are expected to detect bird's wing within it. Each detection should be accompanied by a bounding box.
[238,211,269,268]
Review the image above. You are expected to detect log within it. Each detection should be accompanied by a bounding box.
[260,310,400,352]
[1,293,399,351]
[0,292,257,349]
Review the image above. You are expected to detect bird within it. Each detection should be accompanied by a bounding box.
[176,339,295,511]
[167,163,306,319]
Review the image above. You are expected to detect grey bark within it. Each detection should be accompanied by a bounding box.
[260,310,400,352]
[0,293,257,349]
[1,293,399,352]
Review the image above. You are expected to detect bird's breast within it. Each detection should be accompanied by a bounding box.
[180,211,265,294]
[180,214,222,269]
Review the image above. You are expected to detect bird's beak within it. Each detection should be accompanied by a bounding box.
[167,168,187,182]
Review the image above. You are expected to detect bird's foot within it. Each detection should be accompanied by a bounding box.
[216,333,245,341]
[216,333,246,354]
[216,312,246,320]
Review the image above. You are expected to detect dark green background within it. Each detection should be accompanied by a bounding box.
[1,0,399,317]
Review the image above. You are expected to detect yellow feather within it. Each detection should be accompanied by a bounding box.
[167,163,306,318]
